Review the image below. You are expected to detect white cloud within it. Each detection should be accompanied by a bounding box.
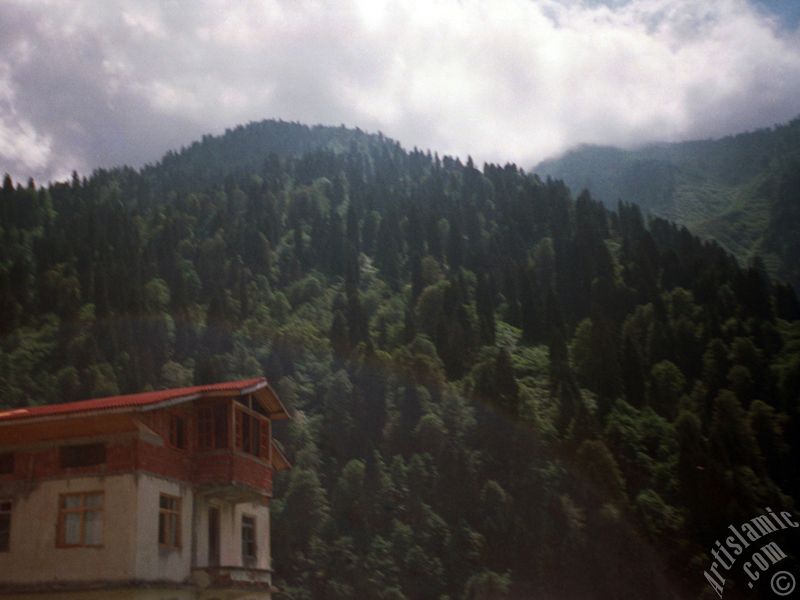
[0,0,798,183]
[0,63,56,178]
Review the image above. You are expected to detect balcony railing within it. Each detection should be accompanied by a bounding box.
[191,450,273,499]
[191,566,272,592]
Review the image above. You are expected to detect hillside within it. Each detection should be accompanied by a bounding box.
[2,119,800,599]
[535,117,800,290]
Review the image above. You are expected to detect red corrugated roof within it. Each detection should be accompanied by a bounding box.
[0,377,266,423]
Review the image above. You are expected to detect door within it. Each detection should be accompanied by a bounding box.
[208,506,220,566]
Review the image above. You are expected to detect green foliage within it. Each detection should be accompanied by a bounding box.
[648,360,686,420]
[278,467,330,561]
[574,439,628,507]
[709,390,762,470]
[535,117,800,290]
[634,489,684,537]
[1,119,798,599]
[462,570,510,600]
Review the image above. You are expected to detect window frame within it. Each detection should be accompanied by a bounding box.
[0,499,11,552]
[241,514,257,561]
[0,453,14,475]
[197,405,228,450]
[59,443,106,469]
[56,491,104,548]
[234,403,270,460]
[239,410,261,456]
[158,493,181,550]
[238,394,268,416]
[168,414,187,450]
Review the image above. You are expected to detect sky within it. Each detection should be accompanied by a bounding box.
[1,0,799,184]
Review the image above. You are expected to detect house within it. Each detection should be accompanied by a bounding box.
[0,376,291,600]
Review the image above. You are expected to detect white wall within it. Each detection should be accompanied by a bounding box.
[133,474,194,582]
[0,474,138,583]
[233,501,271,570]
[192,495,270,570]
[0,473,272,593]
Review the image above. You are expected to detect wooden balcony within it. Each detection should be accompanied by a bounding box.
[192,450,273,501]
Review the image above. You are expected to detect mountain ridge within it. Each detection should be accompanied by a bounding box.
[534,116,800,289]
[1,118,799,599]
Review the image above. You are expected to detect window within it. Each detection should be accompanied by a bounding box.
[197,406,228,449]
[238,394,268,416]
[57,492,103,547]
[0,500,11,551]
[242,515,256,560]
[59,443,106,469]
[0,453,13,474]
[158,494,181,548]
[240,412,261,456]
[235,407,269,459]
[168,415,186,449]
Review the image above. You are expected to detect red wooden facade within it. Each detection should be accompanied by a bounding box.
[0,378,290,498]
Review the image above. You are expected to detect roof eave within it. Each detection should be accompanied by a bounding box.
[0,383,267,427]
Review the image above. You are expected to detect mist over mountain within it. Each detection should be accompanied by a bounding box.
[535,116,800,290]
[4,1,800,185]
[2,119,799,598]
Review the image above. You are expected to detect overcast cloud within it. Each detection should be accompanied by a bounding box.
[1,0,799,183]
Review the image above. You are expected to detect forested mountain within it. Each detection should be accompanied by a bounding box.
[535,117,800,291]
[2,119,800,599]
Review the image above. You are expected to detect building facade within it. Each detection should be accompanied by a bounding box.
[0,377,290,600]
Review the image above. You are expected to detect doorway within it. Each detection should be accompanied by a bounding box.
[208,506,220,566]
